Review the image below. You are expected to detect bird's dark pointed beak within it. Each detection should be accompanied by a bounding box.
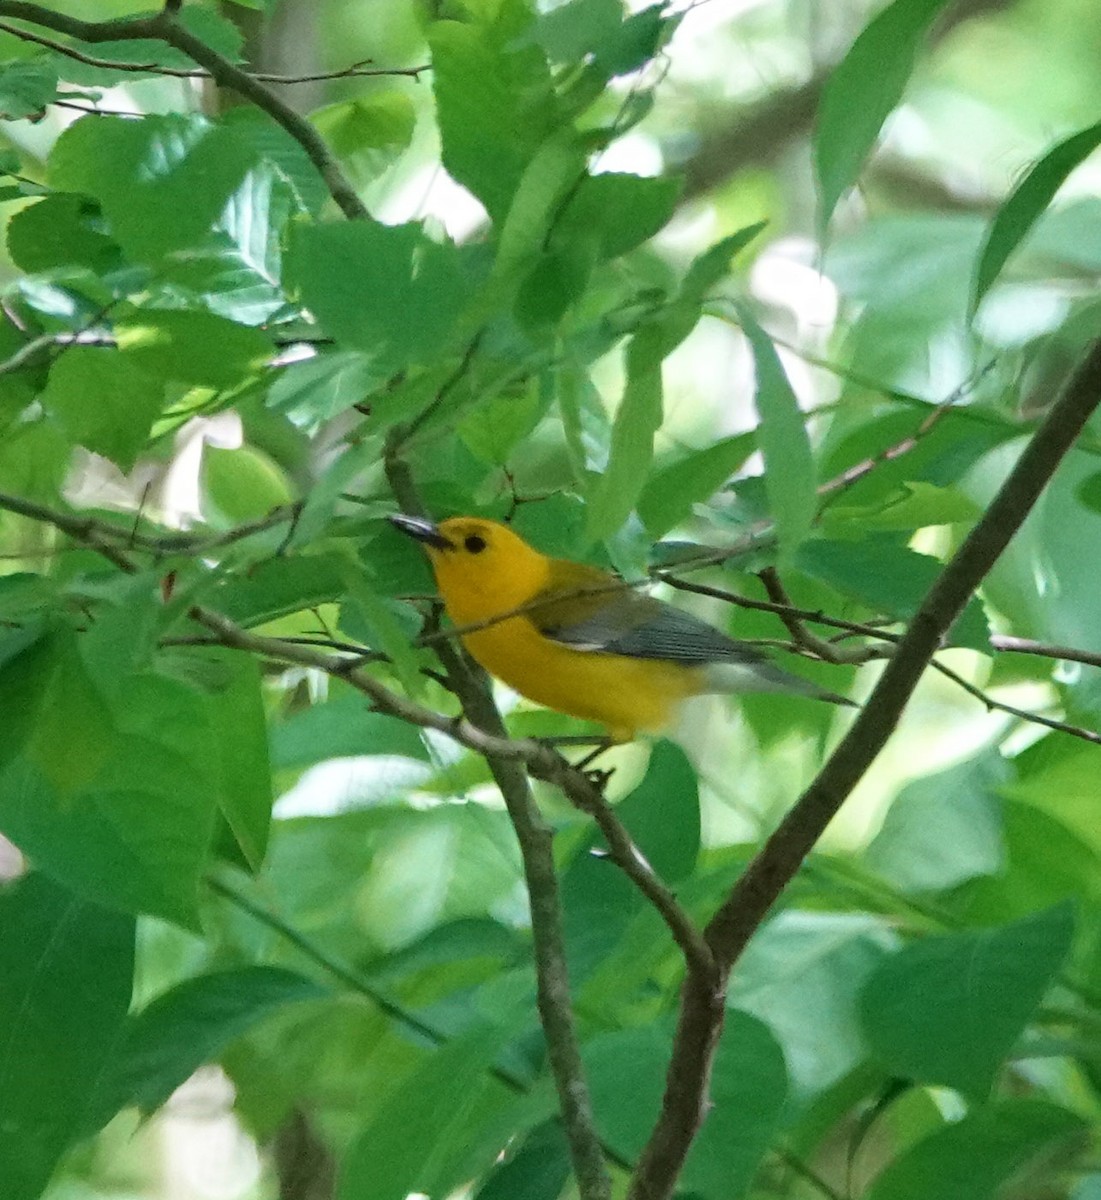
[388,513,453,550]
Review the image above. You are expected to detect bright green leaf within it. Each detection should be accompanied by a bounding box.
[50,113,259,264]
[973,122,1101,313]
[638,434,755,537]
[285,220,473,371]
[740,308,816,560]
[6,193,118,273]
[200,445,295,527]
[814,0,952,232]
[861,904,1074,1096]
[430,7,559,224]
[864,752,1010,893]
[866,1099,1087,1200]
[311,92,416,182]
[41,347,162,471]
[116,310,272,388]
[88,966,325,1129]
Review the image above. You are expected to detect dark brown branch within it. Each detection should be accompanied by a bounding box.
[0,1,368,220]
[626,339,1101,1200]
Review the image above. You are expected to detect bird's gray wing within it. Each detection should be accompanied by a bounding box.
[542,591,767,666]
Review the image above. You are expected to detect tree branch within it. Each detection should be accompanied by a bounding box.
[0,1,368,220]
[991,635,1101,671]
[379,452,612,1199]
[0,22,427,81]
[627,339,1101,1200]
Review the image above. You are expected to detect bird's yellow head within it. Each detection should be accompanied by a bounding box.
[389,514,550,620]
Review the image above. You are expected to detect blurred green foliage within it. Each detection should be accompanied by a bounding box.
[0,0,1101,1198]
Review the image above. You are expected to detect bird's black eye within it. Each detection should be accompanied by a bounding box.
[464,534,487,554]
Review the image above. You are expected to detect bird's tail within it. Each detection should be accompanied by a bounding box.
[702,660,858,708]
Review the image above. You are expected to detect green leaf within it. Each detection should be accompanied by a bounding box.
[0,58,59,119]
[861,904,1074,1096]
[430,6,559,224]
[865,1099,1087,1200]
[584,322,664,540]
[821,481,982,535]
[739,309,816,561]
[0,632,219,926]
[200,445,295,527]
[161,160,302,326]
[285,220,473,372]
[311,92,416,182]
[586,1012,786,1199]
[88,966,326,1129]
[50,114,259,264]
[972,121,1101,313]
[267,350,380,422]
[0,873,134,1200]
[116,310,271,388]
[594,3,678,77]
[864,752,1010,893]
[559,172,682,261]
[796,535,991,650]
[459,385,549,464]
[270,690,431,770]
[6,193,118,273]
[960,801,1101,924]
[41,347,163,471]
[208,554,348,626]
[196,649,274,872]
[680,1011,788,1199]
[814,0,952,232]
[473,1120,570,1200]
[729,912,895,1098]
[1002,739,1101,859]
[585,226,763,540]
[492,131,587,288]
[339,1023,539,1200]
[532,0,624,63]
[638,434,755,537]
[615,740,699,882]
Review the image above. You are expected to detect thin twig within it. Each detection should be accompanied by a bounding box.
[0,23,427,81]
[0,491,137,573]
[991,635,1101,670]
[0,2,368,220]
[626,339,1101,1200]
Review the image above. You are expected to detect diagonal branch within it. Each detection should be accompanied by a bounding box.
[626,339,1101,1200]
[0,1,368,220]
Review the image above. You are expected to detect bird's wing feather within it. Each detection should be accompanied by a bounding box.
[530,578,767,667]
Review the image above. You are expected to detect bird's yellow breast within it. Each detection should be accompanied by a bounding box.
[461,615,699,742]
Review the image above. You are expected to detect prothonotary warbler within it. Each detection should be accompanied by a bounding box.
[390,514,854,742]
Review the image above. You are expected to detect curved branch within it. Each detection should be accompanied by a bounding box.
[627,340,1101,1200]
[0,1,368,220]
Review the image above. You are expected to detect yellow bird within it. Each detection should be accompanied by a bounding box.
[391,514,853,742]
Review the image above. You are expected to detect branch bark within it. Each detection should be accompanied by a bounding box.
[625,339,1101,1200]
